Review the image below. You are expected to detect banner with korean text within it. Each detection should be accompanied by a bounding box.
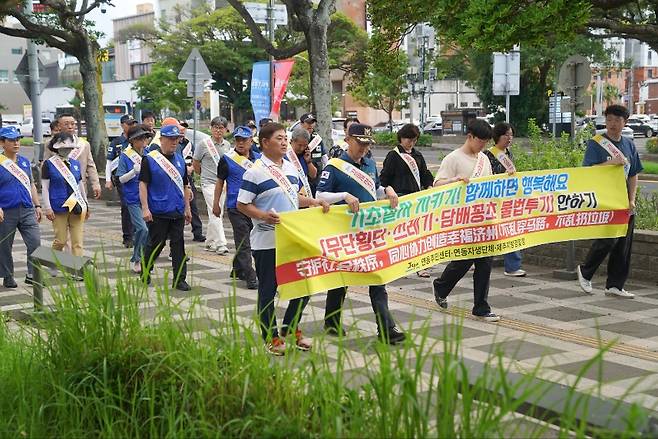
[275,166,630,300]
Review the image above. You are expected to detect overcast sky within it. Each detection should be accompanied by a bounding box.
[85,0,156,46]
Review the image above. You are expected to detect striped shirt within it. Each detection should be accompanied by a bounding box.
[237,155,302,250]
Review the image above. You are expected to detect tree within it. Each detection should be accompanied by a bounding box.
[226,0,336,147]
[67,81,85,136]
[134,65,190,116]
[603,83,621,105]
[350,42,409,132]
[0,0,111,168]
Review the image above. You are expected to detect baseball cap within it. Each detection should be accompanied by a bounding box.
[160,124,182,138]
[161,117,181,128]
[246,120,257,128]
[0,126,22,139]
[347,123,376,144]
[179,120,189,128]
[232,126,253,139]
[120,114,137,125]
[300,113,316,124]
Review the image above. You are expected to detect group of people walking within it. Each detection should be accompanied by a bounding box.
[0,103,642,355]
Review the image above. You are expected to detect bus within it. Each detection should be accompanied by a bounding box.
[54,103,129,140]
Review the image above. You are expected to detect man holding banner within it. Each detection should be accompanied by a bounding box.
[316,123,406,344]
[577,105,643,299]
[139,124,193,292]
[213,126,260,290]
[194,116,231,254]
[432,119,501,323]
[237,122,329,356]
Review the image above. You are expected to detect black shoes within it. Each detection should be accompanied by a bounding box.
[175,280,191,291]
[123,239,134,248]
[3,276,17,288]
[324,323,348,337]
[230,269,245,281]
[246,280,258,290]
[24,275,35,285]
[192,235,206,242]
[379,326,406,345]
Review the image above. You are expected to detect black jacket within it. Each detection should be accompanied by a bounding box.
[380,145,434,196]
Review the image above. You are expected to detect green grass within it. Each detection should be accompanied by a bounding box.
[0,259,651,437]
[641,161,658,175]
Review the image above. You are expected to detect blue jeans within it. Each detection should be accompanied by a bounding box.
[504,251,522,272]
[126,204,148,263]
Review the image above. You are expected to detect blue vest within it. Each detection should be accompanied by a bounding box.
[145,152,186,216]
[225,151,260,209]
[0,154,32,209]
[45,158,82,213]
[118,152,141,205]
[317,152,380,204]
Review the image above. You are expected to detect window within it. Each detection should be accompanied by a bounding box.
[11,48,22,55]
[12,71,19,83]
[460,102,468,108]
[473,102,481,108]
[649,69,654,79]
[131,63,152,79]
[0,70,8,83]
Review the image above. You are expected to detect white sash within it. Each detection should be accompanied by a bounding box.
[257,159,298,209]
[204,138,221,166]
[109,156,120,173]
[148,150,184,196]
[471,153,488,178]
[182,141,192,159]
[123,146,142,165]
[592,134,630,176]
[286,146,313,196]
[0,154,32,200]
[395,148,421,189]
[49,155,87,215]
[68,138,85,161]
[327,157,377,201]
[226,151,255,171]
[308,134,322,153]
[489,147,516,173]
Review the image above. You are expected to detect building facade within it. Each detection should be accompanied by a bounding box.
[113,4,155,81]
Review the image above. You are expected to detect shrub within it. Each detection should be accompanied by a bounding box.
[636,189,658,231]
[646,137,658,154]
[374,132,432,147]
[513,119,586,171]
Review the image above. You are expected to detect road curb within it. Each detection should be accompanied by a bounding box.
[639,173,658,182]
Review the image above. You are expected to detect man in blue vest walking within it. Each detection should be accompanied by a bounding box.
[139,124,193,291]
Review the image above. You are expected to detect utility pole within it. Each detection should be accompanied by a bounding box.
[267,0,275,119]
[25,0,43,162]
[420,35,427,128]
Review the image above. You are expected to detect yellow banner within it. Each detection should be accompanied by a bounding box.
[275,166,630,300]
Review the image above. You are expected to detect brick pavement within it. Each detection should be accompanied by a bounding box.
[2,199,658,416]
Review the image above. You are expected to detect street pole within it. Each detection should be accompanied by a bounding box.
[420,36,427,128]
[267,0,275,120]
[505,52,510,123]
[552,67,558,137]
[192,54,198,150]
[25,0,43,162]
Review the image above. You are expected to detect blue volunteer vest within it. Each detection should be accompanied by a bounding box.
[118,152,141,205]
[45,158,82,214]
[225,151,261,209]
[145,152,186,215]
[0,154,32,209]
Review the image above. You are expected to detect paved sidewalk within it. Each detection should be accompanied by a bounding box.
[2,199,658,415]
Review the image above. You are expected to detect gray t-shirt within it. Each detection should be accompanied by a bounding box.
[193,137,231,186]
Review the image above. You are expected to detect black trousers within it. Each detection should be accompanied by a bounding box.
[433,257,492,316]
[580,215,635,290]
[253,249,309,341]
[325,285,396,332]
[189,183,203,238]
[227,208,257,282]
[112,175,134,242]
[143,215,187,285]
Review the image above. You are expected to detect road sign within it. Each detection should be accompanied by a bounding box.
[14,53,48,98]
[492,49,520,96]
[178,48,212,82]
[558,55,591,92]
[244,2,288,26]
[187,81,205,98]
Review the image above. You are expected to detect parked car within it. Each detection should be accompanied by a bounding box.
[286,117,345,145]
[625,117,654,137]
[20,117,52,137]
[1,117,22,130]
[372,120,405,133]
[423,115,442,135]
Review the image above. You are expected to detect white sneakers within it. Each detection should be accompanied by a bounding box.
[605,287,635,299]
[577,265,634,299]
[576,265,593,294]
[205,244,230,255]
[504,269,527,277]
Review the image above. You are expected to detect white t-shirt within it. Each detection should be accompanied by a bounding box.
[434,148,492,182]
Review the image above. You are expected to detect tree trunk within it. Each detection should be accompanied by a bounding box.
[77,42,109,171]
[306,20,333,149]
